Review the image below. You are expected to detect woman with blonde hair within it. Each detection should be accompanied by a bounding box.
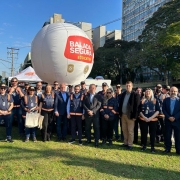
[100,88,118,145]
[139,88,160,153]
[39,84,54,142]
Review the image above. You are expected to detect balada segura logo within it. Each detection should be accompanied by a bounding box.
[64,36,93,63]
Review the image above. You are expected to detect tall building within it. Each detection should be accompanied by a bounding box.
[92,26,121,50]
[122,0,171,42]
[76,22,92,40]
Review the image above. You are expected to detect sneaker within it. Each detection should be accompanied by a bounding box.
[25,138,29,142]
[79,140,83,145]
[141,146,146,151]
[68,139,75,144]
[8,139,14,143]
[151,147,156,153]
[33,137,37,142]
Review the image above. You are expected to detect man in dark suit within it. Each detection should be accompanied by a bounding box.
[83,84,101,147]
[119,81,140,150]
[163,86,180,154]
[54,83,69,141]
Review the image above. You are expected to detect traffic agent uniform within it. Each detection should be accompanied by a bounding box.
[40,93,54,141]
[0,92,14,142]
[67,93,84,143]
[139,98,160,151]
[100,97,118,144]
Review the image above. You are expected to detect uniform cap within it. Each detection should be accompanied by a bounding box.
[28,86,35,91]
[102,82,108,86]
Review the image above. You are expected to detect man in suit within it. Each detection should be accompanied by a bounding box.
[54,83,69,141]
[83,84,101,147]
[162,86,180,154]
[119,81,140,150]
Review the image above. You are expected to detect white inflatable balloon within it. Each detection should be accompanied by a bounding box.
[31,23,94,85]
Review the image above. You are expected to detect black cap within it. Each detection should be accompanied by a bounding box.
[102,82,108,86]
[162,85,170,90]
[0,84,7,89]
[25,82,30,86]
[68,85,73,88]
[28,86,35,91]
[80,81,85,85]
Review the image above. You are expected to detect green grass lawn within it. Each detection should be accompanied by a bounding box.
[0,126,180,180]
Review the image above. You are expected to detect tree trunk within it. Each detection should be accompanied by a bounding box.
[164,70,169,85]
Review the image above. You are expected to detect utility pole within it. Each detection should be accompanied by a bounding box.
[7,47,19,76]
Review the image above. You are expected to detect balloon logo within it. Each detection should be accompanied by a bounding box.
[31,23,94,85]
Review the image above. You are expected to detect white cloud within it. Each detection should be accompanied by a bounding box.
[13,41,31,48]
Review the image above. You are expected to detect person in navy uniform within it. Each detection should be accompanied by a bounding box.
[8,77,24,136]
[67,85,84,145]
[22,86,39,142]
[113,84,122,141]
[97,82,108,140]
[0,84,14,142]
[83,84,101,147]
[35,81,44,105]
[163,86,180,155]
[23,82,30,95]
[53,81,59,95]
[80,81,87,95]
[154,84,166,143]
[54,83,69,141]
[139,88,160,153]
[100,88,118,145]
[39,84,54,142]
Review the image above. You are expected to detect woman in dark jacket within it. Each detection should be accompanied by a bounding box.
[100,88,118,145]
[139,88,160,153]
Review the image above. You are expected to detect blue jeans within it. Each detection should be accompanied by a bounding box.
[0,114,12,139]
[11,107,23,134]
[25,127,36,138]
[56,114,67,139]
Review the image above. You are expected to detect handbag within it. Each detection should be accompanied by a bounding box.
[25,112,40,128]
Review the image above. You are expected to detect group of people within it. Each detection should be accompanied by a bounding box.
[0,78,180,155]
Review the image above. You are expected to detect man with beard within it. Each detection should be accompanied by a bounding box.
[163,86,180,155]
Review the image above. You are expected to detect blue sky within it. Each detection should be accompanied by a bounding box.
[0,0,122,76]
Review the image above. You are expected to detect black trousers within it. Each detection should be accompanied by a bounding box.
[156,117,165,140]
[134,118,139,143]
[120,118,124,141]
[85,116,99,142]
[165,120,180,152]
[139,120,157,148]
[102,119,115,140]
[70,115,82,140]
[41,110,54,141]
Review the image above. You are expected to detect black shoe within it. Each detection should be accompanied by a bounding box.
[160,136,164,142]
[95,142,99,148]
[141,146,146,151]
[57,137,62,142]
[102,139,106,145]
[79,140,83,145]
[127,146,133,150]
[8,139,14,143]
[24,138,29,142]
[85,140,91,144]
[108,140,112,146]
[121,144,128,147]
[151,147,156,153]
[163,149,171,153]
[133,140,138,144]
[68,139,75,144]
[62,137,66,141]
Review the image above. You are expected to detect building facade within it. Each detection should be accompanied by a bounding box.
[122,0,171,42]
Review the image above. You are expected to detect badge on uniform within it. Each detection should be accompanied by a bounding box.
[31,103,34,107]
[2,102,5,106]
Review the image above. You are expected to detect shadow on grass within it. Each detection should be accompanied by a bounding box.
[0,144,180,179]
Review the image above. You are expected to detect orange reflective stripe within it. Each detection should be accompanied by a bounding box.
[103,106,107,108]
[70,112,83,116]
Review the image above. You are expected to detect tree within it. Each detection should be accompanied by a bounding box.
[138,0,180,84]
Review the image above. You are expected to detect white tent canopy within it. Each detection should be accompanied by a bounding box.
[8,66,42,82]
